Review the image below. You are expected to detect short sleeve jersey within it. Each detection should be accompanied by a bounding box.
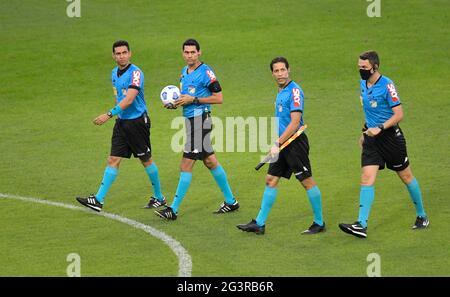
[360,75,401,128]
[111,64,147,120]
[275,80,304,136]
[180,63,218,118]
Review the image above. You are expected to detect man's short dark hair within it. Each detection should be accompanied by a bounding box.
[359,50,380,70]
[270,57,289,71]
[182,39,200,51]
[112,40,130,53]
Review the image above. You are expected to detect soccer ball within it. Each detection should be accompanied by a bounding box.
[160,85,180,108]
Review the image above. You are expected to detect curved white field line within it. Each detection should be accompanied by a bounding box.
[0,193,192,277]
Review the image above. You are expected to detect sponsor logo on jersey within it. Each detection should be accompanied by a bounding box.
[292,88,301,107]
[132,70,141,87]
[370,100,377,108]
[206,70,216,83]
[188,85,196,94]
[387,83,399,102]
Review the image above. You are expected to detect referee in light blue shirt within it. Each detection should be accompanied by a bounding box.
[237,57,325,235]
[76,40,165,212]
[155,39,239,221]
[339,50,429,238]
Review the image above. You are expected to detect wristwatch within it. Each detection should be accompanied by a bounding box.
[193,97,200,104]
[378,124,385,131]
[107,111,113,118]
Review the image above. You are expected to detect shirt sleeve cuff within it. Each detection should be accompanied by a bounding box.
[128,85,141,91]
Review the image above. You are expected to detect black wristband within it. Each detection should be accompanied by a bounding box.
[378,124,385,131]
[193,97,200,104]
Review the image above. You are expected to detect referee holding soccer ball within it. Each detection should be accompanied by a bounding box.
[155,38,239,220]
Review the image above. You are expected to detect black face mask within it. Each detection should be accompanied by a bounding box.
[359,68,373,80]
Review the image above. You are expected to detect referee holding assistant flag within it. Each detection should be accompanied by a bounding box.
[237,57,325,235]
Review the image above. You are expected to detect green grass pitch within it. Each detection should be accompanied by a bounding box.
[0,0,449,276]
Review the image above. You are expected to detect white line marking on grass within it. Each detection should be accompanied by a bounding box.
[0,193,192,277]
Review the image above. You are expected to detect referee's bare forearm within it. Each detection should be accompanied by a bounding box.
[277,112,301,144]
[118,88,139,110]
[197,92,223,104]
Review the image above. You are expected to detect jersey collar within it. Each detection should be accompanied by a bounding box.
[365,74,382,89]
[117,63,132,77]
[279,80,293,92]
[186,62,203,75]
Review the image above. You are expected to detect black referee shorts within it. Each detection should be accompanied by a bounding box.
[110,113,152,161]
[361,125,409,171]
[268,133,312,181]
[183,112,214,160]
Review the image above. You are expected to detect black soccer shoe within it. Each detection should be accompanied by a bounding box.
[236,219,265,235]
[155,206,177,220]
[76,195,103,212]
[213,200,240,214]
[338,222,367,238]
[143,196,167,209]
[412,216,429,230]
[301,222,326,235]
